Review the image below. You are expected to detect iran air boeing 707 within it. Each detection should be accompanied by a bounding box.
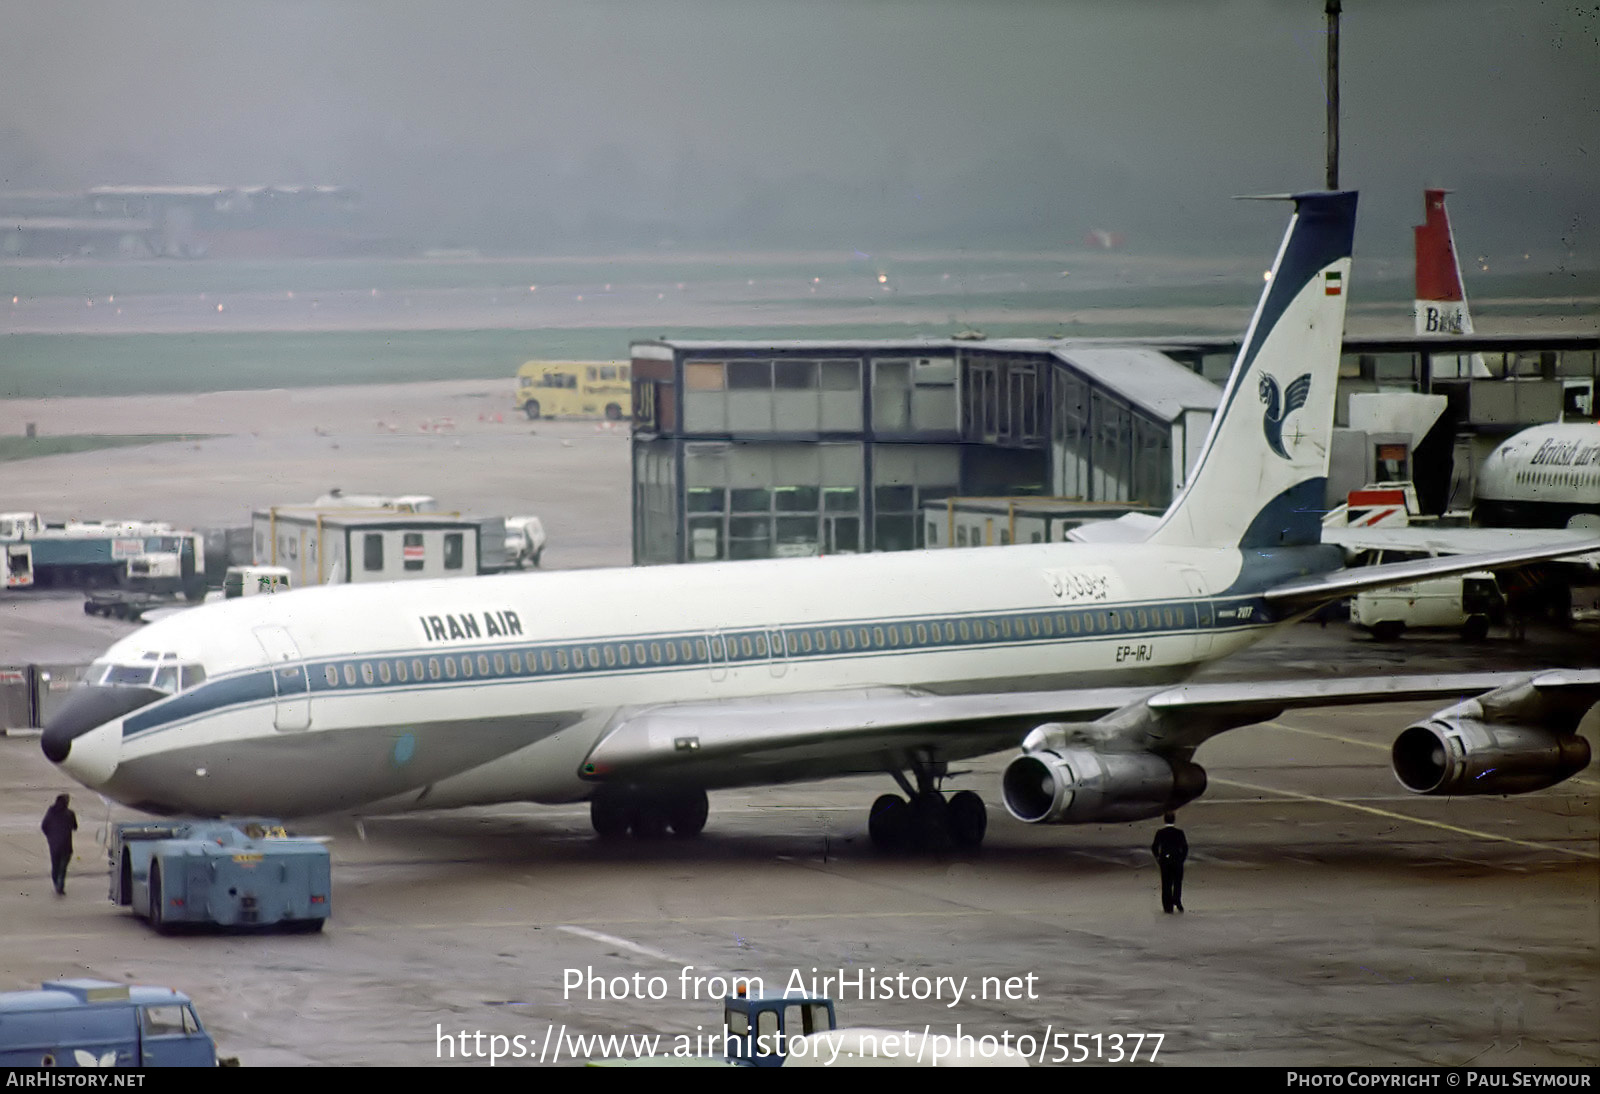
[42,192,1600,852]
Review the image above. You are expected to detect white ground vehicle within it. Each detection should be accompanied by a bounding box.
[220,565,292,599]
[1350,571,1502,641]
[504,516,546,568]
[3,543,32,589]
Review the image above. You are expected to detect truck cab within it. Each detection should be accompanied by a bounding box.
[722,993,837,1067]
[0,512,45,539]
[0,979,218,1067]
[222,565,292,598]
[3,542,32,589]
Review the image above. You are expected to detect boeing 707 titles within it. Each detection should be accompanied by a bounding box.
[43,192,1600,852]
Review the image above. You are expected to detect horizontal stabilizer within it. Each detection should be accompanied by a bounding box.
[1265,536,1600,611]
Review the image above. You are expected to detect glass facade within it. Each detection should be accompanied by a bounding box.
[682,357,864,434]
[631,340,1215,563]
[1051,367,1173,505]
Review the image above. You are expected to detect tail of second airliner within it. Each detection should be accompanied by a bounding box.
[1147,191,1357,550]
[1414,188,1490,379]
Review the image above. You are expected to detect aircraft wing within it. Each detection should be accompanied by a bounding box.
[579,671,1600,788]
[1265,535,1600,613]
[1323,525,1600,566]
[582,686,1140,787]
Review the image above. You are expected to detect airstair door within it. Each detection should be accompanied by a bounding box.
[253,625,311,731]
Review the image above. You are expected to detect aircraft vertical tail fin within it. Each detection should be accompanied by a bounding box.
[1414,188,1490,378]
[1148,191,1357,550]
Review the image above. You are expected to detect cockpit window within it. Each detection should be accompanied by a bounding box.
[97,660,207,693]
[105,664,156,687]
[152,665,180,694]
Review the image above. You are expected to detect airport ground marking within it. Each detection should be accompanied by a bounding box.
[1212,777,1598,859]
[342,908,1058,933]
[556,924,691,965]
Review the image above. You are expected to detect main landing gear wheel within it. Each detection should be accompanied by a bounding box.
[948,789,987,850]
[868,794,913,851]
[868,751,987,854]
[589,787,709,840]
[869,791,987,853]
[590,790,632,840]
[665,788,709,838]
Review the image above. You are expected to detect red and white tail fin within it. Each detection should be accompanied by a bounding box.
[1414,189,1489,378]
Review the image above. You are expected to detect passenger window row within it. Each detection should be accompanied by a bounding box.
[310,601,1221,691]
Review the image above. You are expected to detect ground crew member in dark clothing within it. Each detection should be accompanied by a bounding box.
[41,794,77,895]
[1151,812,1187,913]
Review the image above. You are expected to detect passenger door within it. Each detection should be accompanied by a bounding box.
[254,626,311,731]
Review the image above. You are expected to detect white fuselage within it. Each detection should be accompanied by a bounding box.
[1475,422,1600,529]
[63,540,1286,818]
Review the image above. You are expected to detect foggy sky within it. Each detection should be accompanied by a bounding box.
[0,1,1595,262]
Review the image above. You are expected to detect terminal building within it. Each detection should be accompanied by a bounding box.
[628,333,1600,565]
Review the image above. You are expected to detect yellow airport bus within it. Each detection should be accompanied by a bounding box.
[513,361,632,420]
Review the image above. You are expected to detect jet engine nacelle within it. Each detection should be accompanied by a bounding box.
[1002,744,1207,825]
[1392,717,1590,796]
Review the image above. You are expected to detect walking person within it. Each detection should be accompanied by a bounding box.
[1151,812,1187,914]
[41,794,77,895]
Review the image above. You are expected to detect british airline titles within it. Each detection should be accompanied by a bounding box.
[1528,438,1600,469]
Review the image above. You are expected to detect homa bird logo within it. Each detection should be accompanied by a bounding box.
[73,1048,118,1066]
[1259,372,1312,459]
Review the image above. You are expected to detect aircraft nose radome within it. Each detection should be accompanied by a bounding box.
[55,723,121,787]
[41,685,160,768]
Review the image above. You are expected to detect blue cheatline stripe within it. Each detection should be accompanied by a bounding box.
[116,596,1272,741]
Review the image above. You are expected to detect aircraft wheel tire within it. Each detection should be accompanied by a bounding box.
[948,790,987,851]
[868,794,913,852]
[631,802,670,840]
[148,866,169,934]
[913,792,953,853]
[666,789,709,838]
[590,792,631,840]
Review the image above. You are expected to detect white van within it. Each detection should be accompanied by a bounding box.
[1350,571,1502,641]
